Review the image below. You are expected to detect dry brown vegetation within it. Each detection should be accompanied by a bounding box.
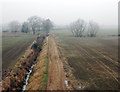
[26,35,68,90]
[26,37,48,90]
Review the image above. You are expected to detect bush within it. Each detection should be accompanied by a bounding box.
[32,43,38,49]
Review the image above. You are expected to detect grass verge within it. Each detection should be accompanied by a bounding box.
[42,56,49,89]
[41,38,49,90]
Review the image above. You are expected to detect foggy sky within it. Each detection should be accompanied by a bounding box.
[0,0,119,27]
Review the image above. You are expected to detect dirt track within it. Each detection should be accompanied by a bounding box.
[47,35,66,90]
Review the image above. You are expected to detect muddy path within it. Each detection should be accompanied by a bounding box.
[47,35,67,90]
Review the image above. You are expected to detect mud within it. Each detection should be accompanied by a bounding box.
[47,35,66,90]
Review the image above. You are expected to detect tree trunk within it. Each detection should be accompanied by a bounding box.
[32,28,35,35]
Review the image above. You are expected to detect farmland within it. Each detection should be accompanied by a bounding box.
[53,29,119,90]
[2,33,37,71]
[1,29,119,90]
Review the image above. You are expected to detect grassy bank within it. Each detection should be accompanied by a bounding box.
[42,56,49,89]
[41,37,49,90]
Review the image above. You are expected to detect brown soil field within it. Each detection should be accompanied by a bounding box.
[2,33,37,71]
[53,31,119,90]
[2,35,45,91]
[2,31,119,91]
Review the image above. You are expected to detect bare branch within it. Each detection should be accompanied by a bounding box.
[87,21,99,37]
[70,19,86,37]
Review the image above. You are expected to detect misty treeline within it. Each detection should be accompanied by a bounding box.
[70,19,99,37]
[3,16,53,35]
[3,16,99,37]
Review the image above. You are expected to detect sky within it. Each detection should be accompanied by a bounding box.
[0,0,119,28]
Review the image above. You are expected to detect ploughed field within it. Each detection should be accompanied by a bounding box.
[54,30,118,90]
[2,34,45,91]
[2,33,37,71]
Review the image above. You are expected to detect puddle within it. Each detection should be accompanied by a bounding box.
[22,64,34,92]
[65,80,68,86]
[78,83,85,89]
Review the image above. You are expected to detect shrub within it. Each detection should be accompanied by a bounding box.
[32,43,38,49]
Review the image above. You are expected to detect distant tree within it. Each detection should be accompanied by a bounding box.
[9,21,21,33]
[70,19,86,37]
[28,16,42,34]
[87,21,99,37]
[2,24,9,32]
[36,18,43,31]
[21,22,30,33]
[42,19,53,34]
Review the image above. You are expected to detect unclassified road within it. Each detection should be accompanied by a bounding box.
[47,35,67,90]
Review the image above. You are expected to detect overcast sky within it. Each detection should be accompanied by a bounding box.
[0,0,119,27]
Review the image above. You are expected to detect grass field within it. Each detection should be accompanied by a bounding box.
[2,32,37,71]
[53,29,119,90]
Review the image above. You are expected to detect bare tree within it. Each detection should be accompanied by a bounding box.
[9,21,21,33]
[87,21,99,37]
[28,16,42,34]
[2,24,9,32]
[36,18,43,31]
[70,19,86,37]
[42,19,53,34]
[21,22,30,34]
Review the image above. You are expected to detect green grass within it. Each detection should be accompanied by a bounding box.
[42,56,49,90]
[41,43,49,90]
[43,74,47,86]
[40,41,49,90]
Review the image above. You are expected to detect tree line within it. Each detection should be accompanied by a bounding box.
[3,17,99,37]
[70,19,99,37]
[3,16,53,35]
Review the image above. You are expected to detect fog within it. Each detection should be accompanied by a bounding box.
[0,0,119,28]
